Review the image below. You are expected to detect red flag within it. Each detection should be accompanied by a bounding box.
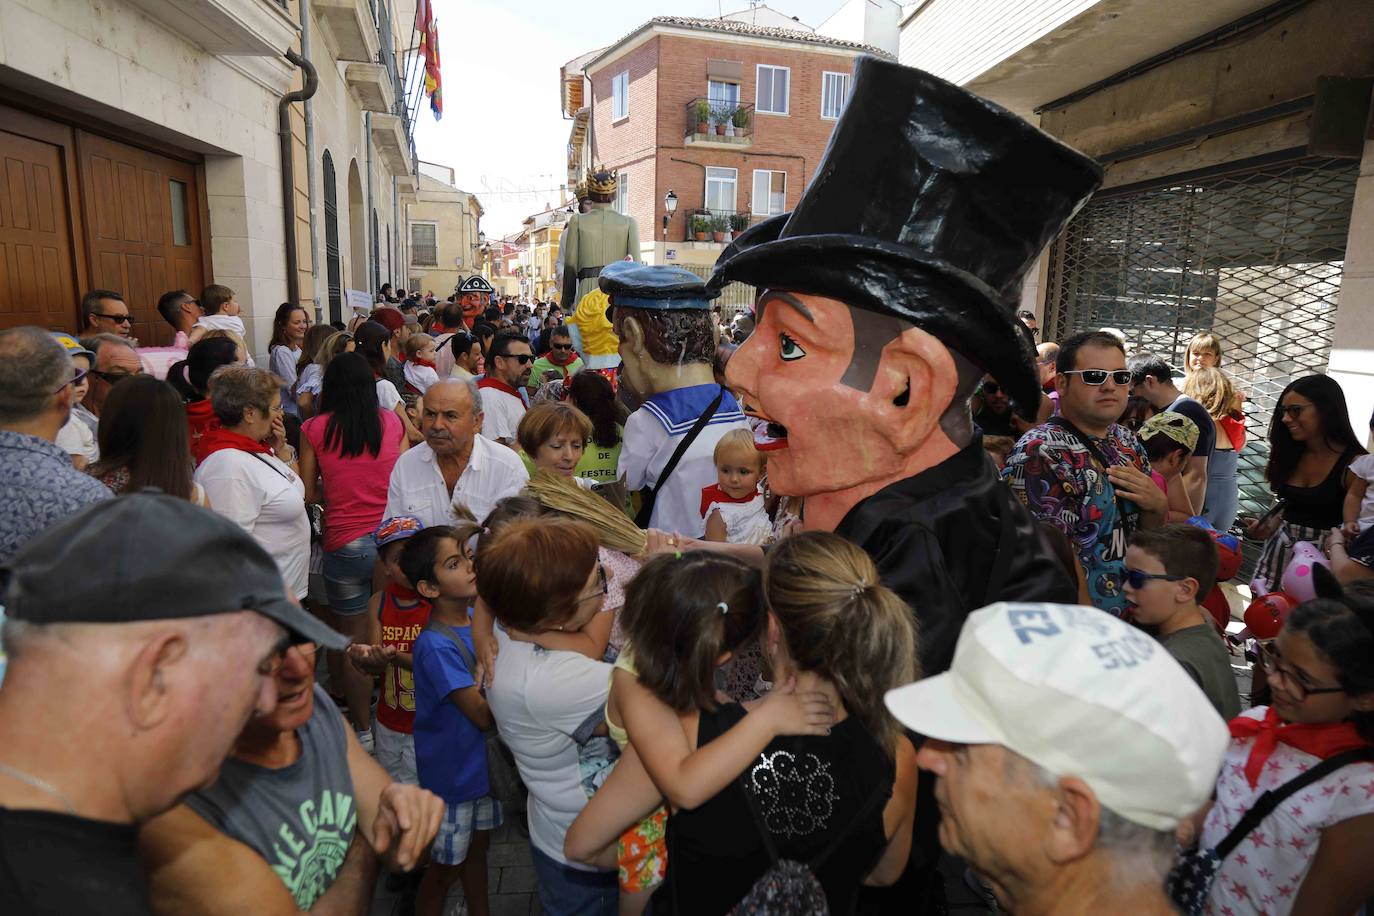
[416,0,442,120]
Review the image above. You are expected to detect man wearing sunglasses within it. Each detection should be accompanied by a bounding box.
[81,333,146,419]
[477,331,533,448]
[1004,330,1169,616]
[525,326,584,397]
[79,288,133,339]
[972,373,1023,439]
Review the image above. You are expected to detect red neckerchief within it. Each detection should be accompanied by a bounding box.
[478,377,521,398]
[700,483,757,518]
[542,350,575,369]
[195,426,274,464]
[1230,706,1371,788]
[410,358,437,369]
[185,398,219,437]
[385,581,422,603]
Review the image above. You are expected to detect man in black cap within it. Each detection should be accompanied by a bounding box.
[713,56,1099,911]
[0,493,348,915]
[601,260,748,537]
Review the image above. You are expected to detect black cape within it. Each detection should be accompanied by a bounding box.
[835,437,1075,677]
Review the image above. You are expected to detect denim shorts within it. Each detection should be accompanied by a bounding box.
[321,535,377,616]
[529,845,618,916]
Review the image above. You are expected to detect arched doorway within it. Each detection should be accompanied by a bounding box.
[347,159,366,296]
[371,208,380,293]
[322,150,342,323]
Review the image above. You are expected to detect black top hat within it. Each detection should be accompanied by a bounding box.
[459,275,495,295]
[711,56,1102,412]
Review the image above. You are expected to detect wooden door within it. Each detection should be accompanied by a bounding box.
[0,128,80,331]
[77,131,205,346]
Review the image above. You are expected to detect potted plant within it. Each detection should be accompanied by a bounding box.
[729,212,750,234]
[711,214,728,243]
[691,213,709,241]
[731,106,751,136]
[712,103,728,135]
[693,100,710,134]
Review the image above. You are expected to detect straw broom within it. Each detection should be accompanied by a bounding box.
[523,470,647,557]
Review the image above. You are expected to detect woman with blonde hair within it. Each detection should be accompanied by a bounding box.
[565,531,919,914]
[1185,366,1245,531]
[295,329,355,418]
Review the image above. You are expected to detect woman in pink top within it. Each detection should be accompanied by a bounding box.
[299,351,408,736]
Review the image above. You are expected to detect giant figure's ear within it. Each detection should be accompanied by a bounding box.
[858,325,959,455]
[619,314,646,361]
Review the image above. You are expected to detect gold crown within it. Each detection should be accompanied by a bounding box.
[584,167,618,196]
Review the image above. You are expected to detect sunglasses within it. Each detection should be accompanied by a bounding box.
[551,343,574,351]
[90,369,146,384]
[981,382,1003,395]
[91,312,133,324]
[1123,568,1184,589]
[1062,369,1133,386]
[498,353,534,364]
[55,368,89,394]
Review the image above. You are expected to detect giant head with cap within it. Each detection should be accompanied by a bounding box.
[885,602,1229,911]
[714,56,1102,531]
[600,261,719,401]
[456,275,496,330]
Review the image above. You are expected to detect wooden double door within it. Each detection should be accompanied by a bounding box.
[0,105,209,345]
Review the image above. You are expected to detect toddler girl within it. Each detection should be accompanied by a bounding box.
[701,428,770,545]
[403,333,440,397]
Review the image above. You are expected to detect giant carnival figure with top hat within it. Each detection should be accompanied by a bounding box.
[560,168,640,378]
[711,53,1101,912]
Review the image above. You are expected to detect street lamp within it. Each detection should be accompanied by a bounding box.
[663,190,678,245]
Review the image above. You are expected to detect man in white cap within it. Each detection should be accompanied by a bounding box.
[886,602,1230,915]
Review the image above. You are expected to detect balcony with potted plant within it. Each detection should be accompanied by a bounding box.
[683,208,754,249]
[683,98,754,149]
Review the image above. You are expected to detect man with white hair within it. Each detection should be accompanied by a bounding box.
[886,602,1230,914]
[0,493,349,913]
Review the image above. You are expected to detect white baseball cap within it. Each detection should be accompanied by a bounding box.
[885,602,1230,830]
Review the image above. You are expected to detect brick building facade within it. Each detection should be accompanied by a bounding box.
[565,17,891,270]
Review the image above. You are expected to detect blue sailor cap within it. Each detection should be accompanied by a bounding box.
[599,261,719,311]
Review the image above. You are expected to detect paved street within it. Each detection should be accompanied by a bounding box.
[370,818,542,916]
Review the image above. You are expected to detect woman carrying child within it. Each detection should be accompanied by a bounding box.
[566,532,919,915]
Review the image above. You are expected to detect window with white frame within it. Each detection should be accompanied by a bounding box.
[410,222,437,266]
[705,167,737,213]
[615,172,629,215]
[751,170,786,216]
[612,70,629,120]
[756,65,790,115]
[708,79,739,105]
[821,71,850,120]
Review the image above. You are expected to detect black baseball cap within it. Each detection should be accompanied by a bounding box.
[1,492,348,649]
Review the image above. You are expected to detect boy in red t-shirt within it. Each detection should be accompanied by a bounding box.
[347,515,432,784]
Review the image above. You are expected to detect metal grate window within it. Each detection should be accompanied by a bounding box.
[1045,152,1360,536]
[323,150,343,323]
[411,223,437,266]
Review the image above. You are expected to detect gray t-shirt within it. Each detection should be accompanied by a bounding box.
[1160,623,1241,720]
[185,685,356,908]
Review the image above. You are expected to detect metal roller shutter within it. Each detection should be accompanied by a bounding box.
[1045,151,1360,533]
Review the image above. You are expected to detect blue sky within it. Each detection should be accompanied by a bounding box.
[410,0,848,236]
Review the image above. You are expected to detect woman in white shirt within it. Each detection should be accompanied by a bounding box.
[194,365,309,600]
[355,320,422,444]
[268,303,311,420]
[478,517,618,914]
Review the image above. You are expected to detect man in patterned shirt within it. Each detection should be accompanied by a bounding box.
[1003,330,1167,615]
[0,327,111,562]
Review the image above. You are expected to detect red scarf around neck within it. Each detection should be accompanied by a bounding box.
[1230,706,1371,787]
[194,427,274,465]
[410,357,438,370]
[385,581,422,603]
[699,483,759,518]
[478,376,521,398]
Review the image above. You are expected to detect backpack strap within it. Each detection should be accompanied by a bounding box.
[634,386,726,528]
[423,621,480,685]
[1213,747,1374,861]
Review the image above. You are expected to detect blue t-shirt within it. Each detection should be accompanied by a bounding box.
[413,624,489,803]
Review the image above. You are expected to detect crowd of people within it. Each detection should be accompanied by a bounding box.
[3,275,1374,916]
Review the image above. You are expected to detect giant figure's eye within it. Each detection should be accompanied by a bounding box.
[779,333,806,362]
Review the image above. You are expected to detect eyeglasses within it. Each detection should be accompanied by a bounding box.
[257,640,318,676]
[1280,404,1307,419]
[1062,369,1133,386]
[91,312,132,324]
[551,343,574,351]
[55,368,89,394]
[578,563,608,603]
[980,382,1002,395]
[90,368,145,384]
[1123,568,1185,589]
[498,353,534,364]
[1257,641,1345,702]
